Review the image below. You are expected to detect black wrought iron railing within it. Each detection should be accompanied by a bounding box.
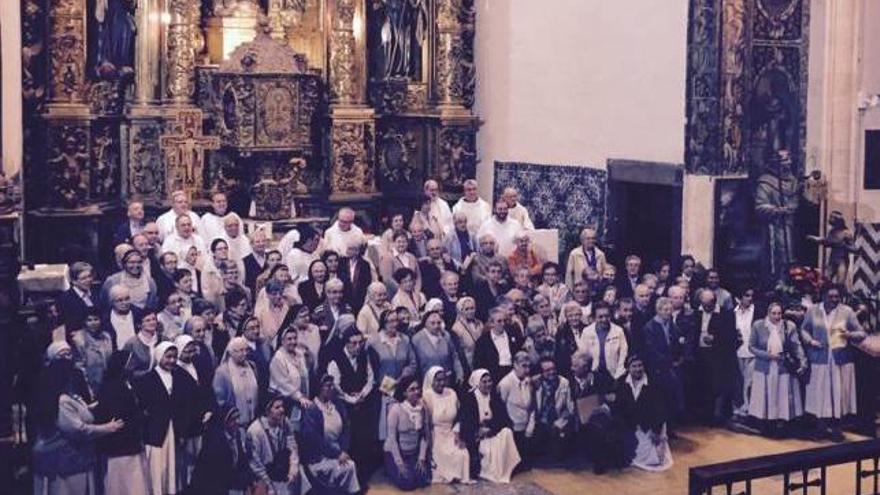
[689,439,880,495]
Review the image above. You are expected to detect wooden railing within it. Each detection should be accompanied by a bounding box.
[689,439,880,495]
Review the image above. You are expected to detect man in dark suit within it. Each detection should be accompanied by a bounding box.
[630,284,656,353]
[113,200,146,245]
[614,255,642,300]
[693,288,739,425]
[641,297,685,429]
[474,308,525,383]
[59,262,96,331]
[241,231,269,294]
[472,260,510,322]
[154,252,178,309]
[338,240,374,313]
[419,238,457,300]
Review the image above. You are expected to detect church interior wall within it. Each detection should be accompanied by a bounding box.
[856,0,880,221]
[473,0,689,201]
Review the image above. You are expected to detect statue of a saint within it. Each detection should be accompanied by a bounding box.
[755,149,800,286]
[373,0,428,79]
[807,211,855,284]
[91,0,137,79]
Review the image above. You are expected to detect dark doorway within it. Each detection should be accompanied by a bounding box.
[606,160,683,269]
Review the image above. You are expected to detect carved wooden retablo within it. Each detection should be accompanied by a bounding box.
[160,109,221,198]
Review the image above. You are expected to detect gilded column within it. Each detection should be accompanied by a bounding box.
[165,0,201,105]
[47,0,87,105]
[328,0,376,197]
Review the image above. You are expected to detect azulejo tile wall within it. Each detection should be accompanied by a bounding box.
[493,161,607,262]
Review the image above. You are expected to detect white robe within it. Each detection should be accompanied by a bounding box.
[452,198,492,233]
[423,389,471,484]
[477,217,524,257]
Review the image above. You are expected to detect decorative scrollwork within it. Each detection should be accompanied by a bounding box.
[166,0,201,103]
[378,126,419,185]
[438,126,476,189]
[47,125,90,208]
[129,123,165,200]
[331,121,375,194]
[91,123,120,199]
[435,0,475,108]
[48,17,86,103]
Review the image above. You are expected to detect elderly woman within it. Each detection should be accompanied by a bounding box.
[411,310,463,382]
[32,342,124,495]
[390,267,425,318]
[300,374,361,494]
[613,355,673,472]
[497,351,535,464]
[536,262,571,316]
[270,326,313,430]
[122,310,162,379]
[748,301,807,435]
[800,284,865,442]
[451,296,483,372]
[246,394,307,495]
[532,294,559,337]
[70,308,114,394]
[94,351,150,495]
[554,301,588,377]
[380,232,422,294]
[101,249,158,310]
[422,367,472,484]
[256,279,291,345]
[357,281,390,337]
[460,369,521,483]
[239,315,273,398]
[368,310,417,441]
[380,212,410,252]
[507,231,543,279]
[299,260,330,311]
[214,336,260,427]
[158,291,189,341]
[384,375,431,491]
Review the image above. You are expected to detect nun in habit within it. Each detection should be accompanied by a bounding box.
[94,351,150,495]
[460,369,521,483]
[133,341,201,494]
[613,355,673,472]
[173,334,214,489]
[214,336,260,427]
[421,366,472,484]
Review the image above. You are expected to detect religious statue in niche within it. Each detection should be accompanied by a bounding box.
[755,149,800,287]
[49,131,90,208]
[89,0,136,79]
[370,0,429,80]
[807,211,855,285]
[751,68,798,176]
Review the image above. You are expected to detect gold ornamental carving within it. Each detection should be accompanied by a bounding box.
[166,0,201,103]
[48,0,87,104]
[331,121,375,194]
[435,0,475,108]
[329,0,362,104]
[160,109,221,198]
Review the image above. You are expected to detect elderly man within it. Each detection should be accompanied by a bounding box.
[694,288,738,425]
[340,235,375,312]
[477,199,524,257]
[200,191,230,243]
[114,199,146,245]
[614,255,642,299]
[356,282,389,337]
[503,187,535,230]
[256,279,291,344]
[641,297,685,428]
[469,233,510,288]
[101,249,158,310]
[419,238,457,300]
[161,214,207,266]
[444,211,478,268]
[103,284,143,348]
[565,228,607,290]
[475,307,525,384]
[575,302,627,393]
[452,179,492,232]
[59,261,96,331]
[324,207,365,255]
[156,190,202,240]
[423,179,454,236]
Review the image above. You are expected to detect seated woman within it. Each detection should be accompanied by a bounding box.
[384,375,431,491]
[612,354,673,472]
[421,366,472,484]
[390,268,426,319]
[246,394,309,495]
[460,369,521,483]
[300,374,361,494]
[748,301,807,435]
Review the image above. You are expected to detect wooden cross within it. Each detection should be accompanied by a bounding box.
[160,109,221,198]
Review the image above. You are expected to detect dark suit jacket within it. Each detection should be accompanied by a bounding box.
[134,367,202,446]
[59,288,96,332]
[102,306,144,350]
[459,389,513,461]
[154,272,176,311]
[300,398,351,465]
[419,259,457,300]
[190,420,252,493]
[298,280,327,311]
[641,318,683,380]
[242,254,266,295]
[338,257,373,312]
[473,328,525,384]
[694,308,740,391]
[612,375,665,434]
[113,222,139,246]
[473,280,509,322]
[614,274,640,300]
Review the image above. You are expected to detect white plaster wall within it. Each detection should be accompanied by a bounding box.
[473,0,689,199]
[857,0,880,221]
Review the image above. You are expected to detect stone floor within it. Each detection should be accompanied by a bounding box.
[366,426,869,495]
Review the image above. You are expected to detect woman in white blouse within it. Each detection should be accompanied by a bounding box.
[390,268,426,319]
[450,297,483,372]
[380,232,422,294]
[421,367,472,484]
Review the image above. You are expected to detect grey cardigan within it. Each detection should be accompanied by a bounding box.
[748,318,806,374]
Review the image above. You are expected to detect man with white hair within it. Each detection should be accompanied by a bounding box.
[356,282,389,337]
[156,190,203,240]
[114,199,146,245]
[477,198,524,257]
[339,234,375,312]
[452,179,492,232]
[423,179,454,235]
[323,207,364,255]
[565,227,607,290]
[200,191,229,243]
[503,187,534,230]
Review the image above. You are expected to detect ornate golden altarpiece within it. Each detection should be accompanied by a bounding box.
[20,0,477,268]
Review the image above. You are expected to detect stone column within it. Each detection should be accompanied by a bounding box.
[165,0,201,105]
[328,0,376,197]
[133,0,165,105]
[1,0,23,178]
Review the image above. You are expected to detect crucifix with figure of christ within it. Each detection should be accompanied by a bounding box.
[160,109,221,198]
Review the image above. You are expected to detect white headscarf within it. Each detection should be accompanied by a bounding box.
[421,366,445,407]
[152,341,177,369]
[45,341,71,362]
[468,368,490,393]
[223,336,250,365]
[174,334,195,353]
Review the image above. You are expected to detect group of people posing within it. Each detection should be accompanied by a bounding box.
[17,178,878,495]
